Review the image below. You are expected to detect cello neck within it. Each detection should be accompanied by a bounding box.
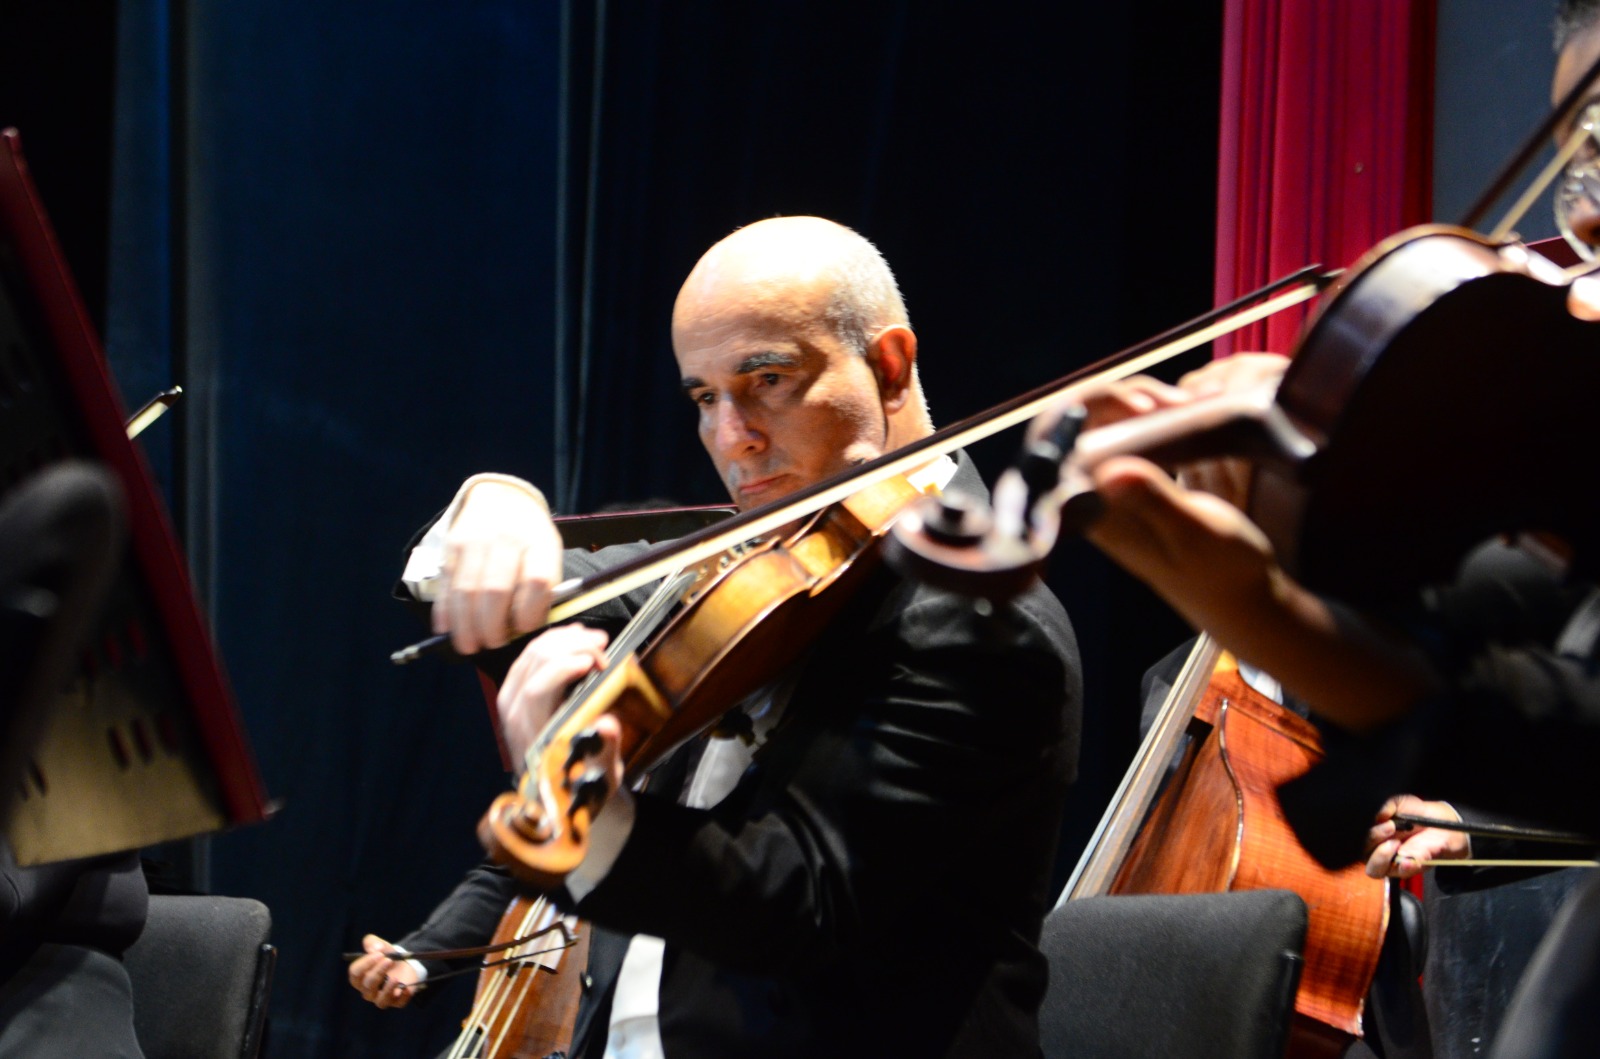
[1057,635,1223,904]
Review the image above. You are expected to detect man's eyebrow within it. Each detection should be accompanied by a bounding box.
[679,351,802,392]
[736,351,802,373]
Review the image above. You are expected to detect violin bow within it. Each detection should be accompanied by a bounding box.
[1461,45,1600,235]
[393,264,1333,664]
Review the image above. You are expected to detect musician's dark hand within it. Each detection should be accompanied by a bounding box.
[1075,375,1190,429]
[1171,353,1288,508]
[1044,352,1288,511]
[1084,453,1283,631]
[1363,795,1469,879]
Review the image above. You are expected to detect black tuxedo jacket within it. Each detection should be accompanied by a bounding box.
[401,455,1082,1057]
[557,456,1081,1058]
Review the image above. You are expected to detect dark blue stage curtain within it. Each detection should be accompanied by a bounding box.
[110,4,561,1056]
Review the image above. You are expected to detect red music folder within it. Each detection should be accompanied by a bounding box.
[0,128,271,864]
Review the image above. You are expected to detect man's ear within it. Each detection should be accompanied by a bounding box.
[867,325,917,413]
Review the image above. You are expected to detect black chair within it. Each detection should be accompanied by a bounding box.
[123,895,276,1059]
[1040,889,1307,1059]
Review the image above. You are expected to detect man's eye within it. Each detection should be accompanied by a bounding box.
[690,392,715,406]
[759,373,783,386]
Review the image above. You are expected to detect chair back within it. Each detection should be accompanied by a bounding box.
[124,894,275,1059]
[1040,889,1307,1059]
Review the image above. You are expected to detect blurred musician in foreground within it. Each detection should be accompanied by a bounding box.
[0,464,144,1058]
[1055,7,1600,1055]
[391,216,1083,1057]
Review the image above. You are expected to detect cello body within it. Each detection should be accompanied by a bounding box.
[1111,655,1387,1055]
[448,895,590,1059]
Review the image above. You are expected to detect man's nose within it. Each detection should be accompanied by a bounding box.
[712,397,765,456]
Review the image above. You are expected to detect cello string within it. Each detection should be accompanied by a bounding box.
[1057,634,1224,905]
[486,903,577,1059]
[447,896,553,1058]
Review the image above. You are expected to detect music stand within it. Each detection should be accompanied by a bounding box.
[0,128,270,865]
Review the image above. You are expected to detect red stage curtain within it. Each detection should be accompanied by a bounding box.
[1215,0,1436,356]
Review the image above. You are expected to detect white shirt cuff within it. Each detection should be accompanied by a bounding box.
[400,473,548,602]
[564,785,637,902]
[384,944,429,984]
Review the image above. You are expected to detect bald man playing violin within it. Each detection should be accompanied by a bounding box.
[389,216,1082,1059]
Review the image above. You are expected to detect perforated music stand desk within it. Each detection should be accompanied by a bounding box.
[0,128,270,864]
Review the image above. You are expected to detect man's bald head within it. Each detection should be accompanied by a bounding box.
[671,217,934,507]
[674,216,912,361]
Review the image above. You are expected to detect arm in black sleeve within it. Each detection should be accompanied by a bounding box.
[395,861,519,983]
[569,574,1081,975]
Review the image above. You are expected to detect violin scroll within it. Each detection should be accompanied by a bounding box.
[481,655,675,889]
[885,408,1095,600]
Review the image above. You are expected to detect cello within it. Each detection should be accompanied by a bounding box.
[444,895,588,1059]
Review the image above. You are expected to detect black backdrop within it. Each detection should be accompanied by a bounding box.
[6,3,1223,1056]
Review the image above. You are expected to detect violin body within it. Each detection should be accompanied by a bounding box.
[1112,657,1387,1048]
[481,475,921,889]
[1256,225,1600,604]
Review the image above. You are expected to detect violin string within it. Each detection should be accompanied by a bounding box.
[540,279,1326,629]
[1489,123,1591,242]
[532,568,698,766]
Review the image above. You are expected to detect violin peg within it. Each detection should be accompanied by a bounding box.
[561,727,606,783]
[569,769,611,819]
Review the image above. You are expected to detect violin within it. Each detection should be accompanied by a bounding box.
[887,37,1600,605]
[478,474,922,888]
